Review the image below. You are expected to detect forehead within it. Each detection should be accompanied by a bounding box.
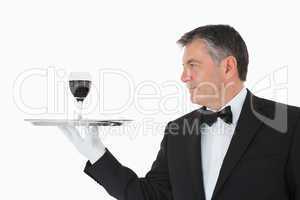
[182,39,210,63]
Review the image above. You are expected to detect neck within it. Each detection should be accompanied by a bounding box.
[206,82,244,111]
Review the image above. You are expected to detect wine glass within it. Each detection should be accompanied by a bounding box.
[68,72,92,121]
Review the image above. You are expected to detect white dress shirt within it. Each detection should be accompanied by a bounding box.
[200,86,247,200]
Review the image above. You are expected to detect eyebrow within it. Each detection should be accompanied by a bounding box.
[182,59,202,65]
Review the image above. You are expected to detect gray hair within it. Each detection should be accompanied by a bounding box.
[201,39,231,64]
[177,25,249,81]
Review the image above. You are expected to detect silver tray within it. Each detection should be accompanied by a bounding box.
[24,118,133,126]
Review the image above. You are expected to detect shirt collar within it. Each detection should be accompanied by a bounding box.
[205,86,247,125]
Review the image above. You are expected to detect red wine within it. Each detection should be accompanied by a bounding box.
[69,80,91,102]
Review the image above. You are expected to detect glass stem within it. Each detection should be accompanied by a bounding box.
[77,100,83,120]
[77,100,84,137]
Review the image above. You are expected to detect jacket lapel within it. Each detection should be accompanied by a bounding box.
[211,89,265,199]
[183,110,206,200]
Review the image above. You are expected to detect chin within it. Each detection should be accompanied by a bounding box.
[190,96,202,105]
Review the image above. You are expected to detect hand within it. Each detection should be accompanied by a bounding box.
[58,125,106,164]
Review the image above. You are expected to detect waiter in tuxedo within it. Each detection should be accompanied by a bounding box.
[58,24,300,200]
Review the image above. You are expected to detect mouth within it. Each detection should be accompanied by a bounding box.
[188,87,196,93]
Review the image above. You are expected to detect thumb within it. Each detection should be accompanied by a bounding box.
[58,125,72,140]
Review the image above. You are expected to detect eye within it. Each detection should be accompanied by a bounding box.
[190,63,198,68]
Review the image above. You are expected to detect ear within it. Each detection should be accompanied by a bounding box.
[221,55,238,80]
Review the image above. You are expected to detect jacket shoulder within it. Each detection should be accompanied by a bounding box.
[253,93,300,114]
[169,108,200,124]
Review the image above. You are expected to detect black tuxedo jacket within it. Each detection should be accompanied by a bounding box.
[84,89,300,200]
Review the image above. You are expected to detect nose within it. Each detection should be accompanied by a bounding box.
[181,67,192,83]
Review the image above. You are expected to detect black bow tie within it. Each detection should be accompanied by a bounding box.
[198,105,233,126]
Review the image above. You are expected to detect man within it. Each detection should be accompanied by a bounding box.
[59,25,300,200]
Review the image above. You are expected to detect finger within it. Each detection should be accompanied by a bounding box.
[89,126,99,138]
[64,125,83,143]
[84,126,97,142]
[58,125,73,140]
[82,126,90,139]
[83,125,89,134]
[84,125,97,139]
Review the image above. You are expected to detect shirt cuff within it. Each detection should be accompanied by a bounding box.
[83,148,122,185]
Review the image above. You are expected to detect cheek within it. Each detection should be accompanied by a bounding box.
[191,67,221,84]
[192,69,210,83]
[207,68,223,83]
[191,72,199,81]
[193,70,222,92]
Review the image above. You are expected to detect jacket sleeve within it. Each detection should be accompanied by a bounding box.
[83,122,173,200]
[286,114,300,200]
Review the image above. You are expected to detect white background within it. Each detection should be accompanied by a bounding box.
[1,0,299,199]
